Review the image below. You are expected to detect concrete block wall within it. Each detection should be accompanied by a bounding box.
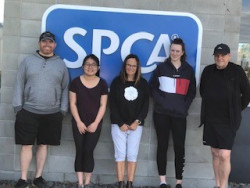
[0,0,242,187]
[0,25,2,95]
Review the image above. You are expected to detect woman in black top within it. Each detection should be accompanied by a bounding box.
[110,54,149,188]
[150,38,196,188]
[69,54,108,188]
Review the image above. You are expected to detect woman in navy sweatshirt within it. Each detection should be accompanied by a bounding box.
[150,38,196,188]
[110,54,149,188]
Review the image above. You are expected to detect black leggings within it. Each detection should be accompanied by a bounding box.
[153,112,186,180]
[72,121,102,172]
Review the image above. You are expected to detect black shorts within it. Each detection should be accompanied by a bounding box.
[15,109,63,145]
[203,123,236,150]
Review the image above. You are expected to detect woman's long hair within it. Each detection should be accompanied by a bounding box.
[120,54,142,86]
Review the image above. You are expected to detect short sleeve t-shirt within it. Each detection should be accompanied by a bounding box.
[69,77,108,126]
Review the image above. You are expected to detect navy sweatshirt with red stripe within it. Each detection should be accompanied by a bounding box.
[150,59,196,118]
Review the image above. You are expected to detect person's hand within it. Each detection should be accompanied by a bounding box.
[120,124,129,132]
[129,121,138,130]
[87,122,98,133]
[76,121,87,134]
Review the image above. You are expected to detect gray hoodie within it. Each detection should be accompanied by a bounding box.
[12,52,69,115]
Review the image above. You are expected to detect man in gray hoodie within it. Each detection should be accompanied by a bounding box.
[13,31,69,188]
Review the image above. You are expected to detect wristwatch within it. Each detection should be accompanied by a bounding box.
[135,119,141,124]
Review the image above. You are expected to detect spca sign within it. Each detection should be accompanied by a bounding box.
[42,5,202,85]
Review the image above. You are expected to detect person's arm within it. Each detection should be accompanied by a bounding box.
[12,59,26,113]
[199,66,210,126]
[69,91,87,134]
[130,80,150,130]
[239,66,250,110]
[87,94,108,133]
[109,79,129,131]
[199,67,208,98]
[185,68,196,110]
[60,64,70,115]
[109,79,125,127]
[149,66,160,98]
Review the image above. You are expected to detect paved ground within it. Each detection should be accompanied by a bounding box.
[0,180,151,188]
[0,180,250,188]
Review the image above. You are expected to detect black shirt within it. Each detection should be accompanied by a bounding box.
[69,77,108,126]
[109,76,149,127]
[204,68,230,124]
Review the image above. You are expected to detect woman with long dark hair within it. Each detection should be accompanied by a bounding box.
[69,54,108,188]
[150,38,196,188]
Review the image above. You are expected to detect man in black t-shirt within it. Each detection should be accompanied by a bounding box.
[200,43,250,188]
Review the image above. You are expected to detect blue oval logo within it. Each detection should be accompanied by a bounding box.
[42,5,202,86]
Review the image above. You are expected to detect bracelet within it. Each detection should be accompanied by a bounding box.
[135,119,141,124]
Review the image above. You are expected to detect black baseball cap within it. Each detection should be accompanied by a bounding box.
[213,43,230,55]
[39,31,56,42]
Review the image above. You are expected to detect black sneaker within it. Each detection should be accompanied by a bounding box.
[160,183,171,188]
[84,184,92,188]
[33,176,46,188]
[175,184,182,188]
[15,179,29,188]
[78,184,84,188]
